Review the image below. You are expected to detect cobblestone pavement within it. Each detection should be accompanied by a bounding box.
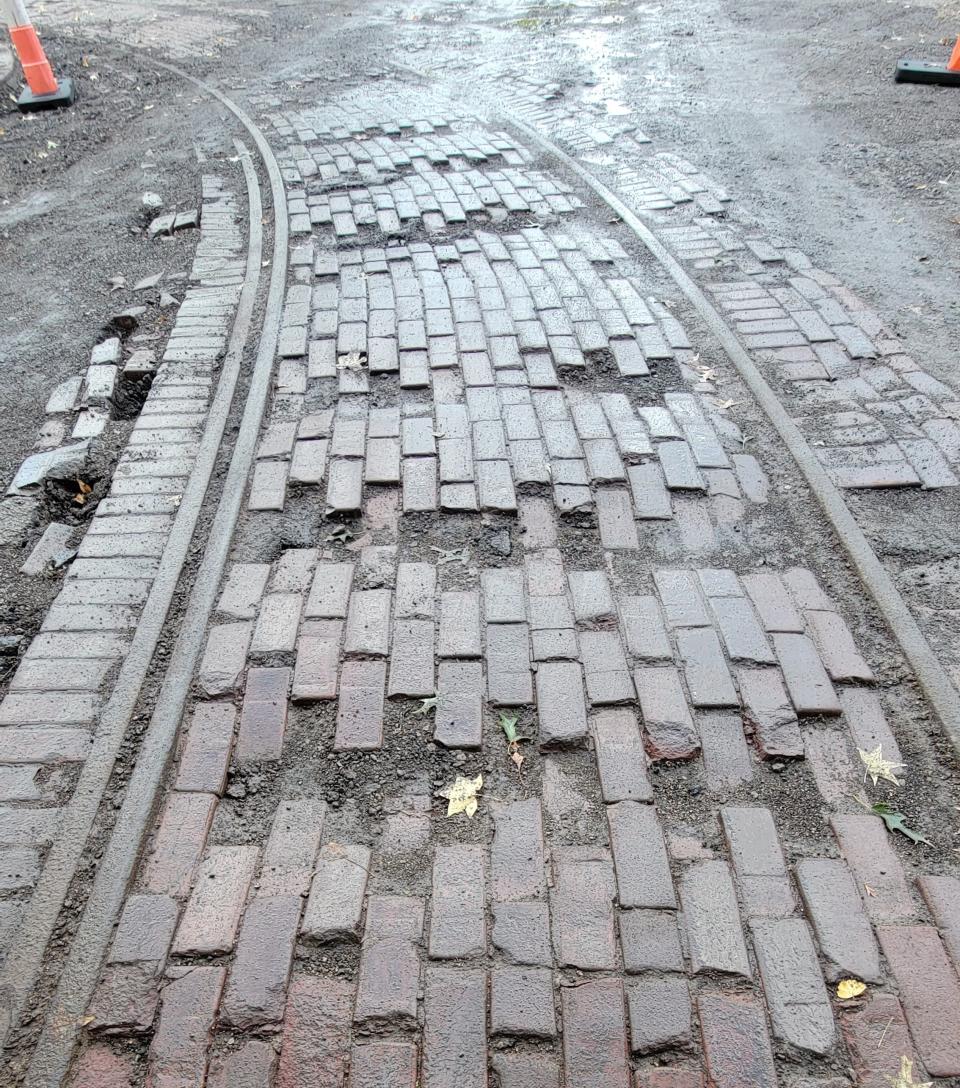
[2,1,960,1086]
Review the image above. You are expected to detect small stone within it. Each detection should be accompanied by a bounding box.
[142,192,163,209]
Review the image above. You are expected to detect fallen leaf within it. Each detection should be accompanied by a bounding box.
[438,774,483,818]
[871,803,931,847]
[414,695,438,716]
[324,524,353,544]
[837,979,867,1000]
[336,350,366,371]
[887,1055,932,1088]
[859,744,905,787]
[864,883,877,897]
[73,478,92,505]
[499,712,529,779]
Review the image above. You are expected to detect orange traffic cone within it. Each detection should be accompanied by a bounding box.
[5,0,75,111]
[896,33,960,86]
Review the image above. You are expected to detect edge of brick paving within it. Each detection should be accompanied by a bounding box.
[502,113,960,759]
[17,75,287,1085]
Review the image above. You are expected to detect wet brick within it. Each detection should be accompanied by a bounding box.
[259,798,325,897]
[277,976,353,1088]
[335,660,387,750]
[86,962,161,1035]
[561,978,631,1088]
[349,1041,419,1088]
[698,992,777,1088]
[491,966,556,1037]
[619,596,672,662]
[221,895,302,1029]
[148,966,225,1086]
[491,798,546,902]
[354,896,423,1027]
[831,814,915,923]
[172,845,259,956]
[236,665,290,764]
[579,630,635,704]
[627,977,691,1054]
[840,993,922,1088]
[606,802,676,909]
[551,846,617,969]
[429,845,486,959]
[771,632,841,715]
[492,1053,560,1088]
[918,874,960,971]
[301,843,371,943]
[591,708,653,803]
[676,627,738,708]
[619,908,684,973]
[68,1044,137,1088]
[720,806,796,918]
[796,858,882,982]
[634,666,700,761]
[142,791,217,899]
[680,861,750,978]
[108,894,177,965]
[175,702,235,794]
[422,967,487,1088]
[492,901,552,966]
[536,661,588,747]
[207,1039,277,1088]
[737,667,803,758]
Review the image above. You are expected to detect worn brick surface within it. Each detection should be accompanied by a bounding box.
[634,666,700,760]
[492,798,547,902]
[737,667,803,757]
[831,814,915,923]
[68,1043,137,1088]
[207,1039,278,1088]
[918,874,960,971]
[198,622,251,696]
[429,845,486,959]
[349,1041,419,1088]
[607,802,676,909]
[552,846,617,969]
[536,661,588,747]
[486,623,533,705]
[720,806,795,918]
[698,992,777,1088]
[591,709,653,802]
[221,895,302,1029]
[492,901,553,966]
[423,967,487,1088]
[795,857,882,982]
[491,965,556,1038]
[109,894,177,965]
[175,702,235,794]
[561,978,631,1088]
[620,908,684,973]
[172,845,258,956]
[627,977,691,1054]
[840,993,922,1088]
[355,896,423,1026]
[492,1053,561,1088]
[680,861,750,977]
[277,976,353,1088]
[335,660,387,749]
[236,665,290,764]
[301,843,371,943]
[148,965,225,1086]
[142,791,217,899]
[876,924,960,1075]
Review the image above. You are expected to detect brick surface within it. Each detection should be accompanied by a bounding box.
[709,596,775,664]
[579,630,635,704]
[491,966,556,1037]
[435,660,483,748]
[619,908,684,973]
[741,572,804,632]
[109,894,177,964]
[142,791,217,899]
[277,976,353,1088]
[422,967,487,1088]
[221,895,302,1029]
[840,993,922,1088]
[877,925,960,1075]
[831,814,915,923]
[634,666,700,760]
[918,874,960,971]
[305,562,354,618]
[619,596,672,662]
[491,798,546,902]
[536,661,588,747]
[698,992,777,1088]
[199,622,252,696]
[699,711,753,790]
[804,608,874,682]
[795,857,882,982]
[388,619,435,697]
[148,965,225,1086]
[653,569,710,627]
[680,862,750,977]
[236,665,290,764]
[301,843,371,943]
[173,845,258,956]
[771,632,841,715]
[175,702,235,794]
[349,1041,419,1088]
[207,1039,278,1088]
[720,806,795,918]
[492,1053,560,1088]
[252,592,302,654]
[676,627,738,708]
[429,845,486,959]
[345,589,392,655]
[438,590,482,657]
[482,567,526,623]
[354,896,423,1027]
[627,977,691,1054]
[607,802,676,909]
[486,623,533,706]
[561,978,631,1088]
[751,918,835,1054]
[68,1044,137,1088]
[335,660,387,749]
[492,901,552,966]
[292,627,341,702]
[551,846,617,969]
[591,709,653,802]
[737,667,803,758]
[634,1069,703,1088]
[86,961,161,1035]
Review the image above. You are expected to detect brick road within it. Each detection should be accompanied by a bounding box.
[1,3,960,1086]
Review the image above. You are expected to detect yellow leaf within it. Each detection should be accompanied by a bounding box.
[438,774,483,818]
[836,979,867,1000]
[859,744,905,787]
[887,1055,932,1088]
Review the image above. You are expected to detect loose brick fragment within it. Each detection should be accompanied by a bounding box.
[221,895,302,1029]
[607,802,676,909]
[680,862,750,978]
[561,978,631,1088]
[142,791,217,899]
[536,661,588,747]
[492,966,556,1037]
[423,967,487,1088]
[173,845,258,956]
[491,798,546,902]
[551,847,617,969]
[698,992,777,1088]
[737,667,803,757]
[301,843,371,943]
[720,806,796,918]
[627,977,691,1054]
[236,665,290,764]
[86,962,160,1035]
[277,976,353,1088]
[335,660,386,750]
[634,666,700,761]
[148,966,225,1086]
[751,918,836,1054]
[175,702,235,794]
[831,814,915,923]
[429,845,486,959]
[591,709,652,802]
[795,858,882,982]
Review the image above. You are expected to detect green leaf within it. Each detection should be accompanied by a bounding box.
[871,802,932,847]
[413,695,438,716]
[499,712,519,743]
